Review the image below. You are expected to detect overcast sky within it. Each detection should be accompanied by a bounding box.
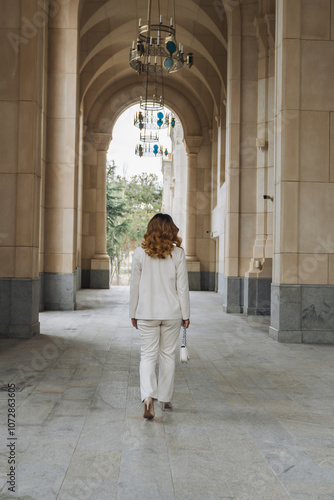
[107,103,172,183]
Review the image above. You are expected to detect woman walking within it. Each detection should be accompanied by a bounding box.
[130,213,190,419]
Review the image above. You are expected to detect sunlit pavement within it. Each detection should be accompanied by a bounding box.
[1,287,334,499]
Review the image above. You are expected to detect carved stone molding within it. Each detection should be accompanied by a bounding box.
[254,13,275,55]
[254,16,268,55]
[265,13,275,50]
[185,135,203,155]
[90,132,111,152]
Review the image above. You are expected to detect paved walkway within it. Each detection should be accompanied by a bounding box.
[1,288,334,500]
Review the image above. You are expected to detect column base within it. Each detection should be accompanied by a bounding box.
[269,327,302,343]
[0,322,40,339]
[186,259,201,291]
[90,258,110,289]
[44,273,76,310]
[243,277,271,316]
[200,272,216,291]
[0,278,40,339]
[223,276,243,313]
[221,275,271,315]
[76,267,82,290]
[39,272,45,311]
[81,269,90,288]
[270,283,334,344]
[90,269,110,289]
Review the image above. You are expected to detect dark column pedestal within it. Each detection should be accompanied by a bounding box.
[43,273,76,310]
[243,277,271,315]
[222,275,272,316]
[0,278,40,338]
[223,276,243,313]
[90,269,110,289]
[270,284,334,344]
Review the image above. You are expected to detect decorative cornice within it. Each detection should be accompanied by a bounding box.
[90,132,111,152]
[253,17,268,54]
[254,13,275,54]
[185,135,203,155]
[264,13,275,49]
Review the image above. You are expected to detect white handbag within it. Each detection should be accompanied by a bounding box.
[180,326,190,363]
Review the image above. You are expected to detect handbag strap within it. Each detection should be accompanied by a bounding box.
[181,326,187,347]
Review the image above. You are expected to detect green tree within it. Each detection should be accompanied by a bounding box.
[106,162,163,282]
[106,161,129,280]
[125,173,163,248]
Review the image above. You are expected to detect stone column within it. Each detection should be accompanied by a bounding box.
[89,132,111,289]
[185,136,202,291]
[270,0,334,343]
[0,0,48,337]
[161,158,173,215]
[223,6,242,313]
[43,1,79,310]
[169,119,187,243]
[243,12,275,316]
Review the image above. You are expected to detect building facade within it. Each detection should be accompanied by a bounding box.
[1,0,334,343]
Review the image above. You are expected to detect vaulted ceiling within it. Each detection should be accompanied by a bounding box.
[79,0,228,134]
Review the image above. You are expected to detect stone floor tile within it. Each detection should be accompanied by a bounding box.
[76,413,124,451]
[173,481,234,500]
[16,393,61,425]
[165,425,212,450]
[1,287,334,499]
[283,481,334,499]
[16,461,68,499]
[58,480,118,500]
[168,448,226,483]
[117,480,175,500]
[20,435,77,466]
[41,414,86,437]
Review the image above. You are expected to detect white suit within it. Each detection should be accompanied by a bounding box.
[129,246,190,402]
[129,246,190,320]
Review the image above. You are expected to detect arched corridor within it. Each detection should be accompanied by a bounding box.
[2,0,334,496]
[1,290,334,498]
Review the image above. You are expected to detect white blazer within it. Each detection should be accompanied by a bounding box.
[129,246,190,320]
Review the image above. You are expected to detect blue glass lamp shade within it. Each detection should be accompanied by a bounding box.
[157,119,163,127]
[153,144,159,154]
[164,149,168,156]
[163,57,174,70]
[157,112,164,119]
[171,118,176,127]
[166,40,176,54]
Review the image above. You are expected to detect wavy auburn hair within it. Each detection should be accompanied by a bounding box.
[141,213,182,259]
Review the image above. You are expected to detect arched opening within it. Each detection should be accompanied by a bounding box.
[78,0,223,294]
[105,103,184,286]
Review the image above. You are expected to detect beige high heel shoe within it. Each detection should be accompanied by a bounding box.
[161,402,173,411]
[143,397,155,419]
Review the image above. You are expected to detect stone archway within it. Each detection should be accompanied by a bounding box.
[80,77,217,290]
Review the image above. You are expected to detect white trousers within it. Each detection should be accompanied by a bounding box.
[137,319,181,402]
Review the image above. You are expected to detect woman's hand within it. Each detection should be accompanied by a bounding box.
[182,319,190,328]
[131,318,138,329]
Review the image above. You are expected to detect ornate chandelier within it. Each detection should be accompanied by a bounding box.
[135,143,164,158]
[134,110,175,130]
[130,0,187,157]
[129,0,193,75]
